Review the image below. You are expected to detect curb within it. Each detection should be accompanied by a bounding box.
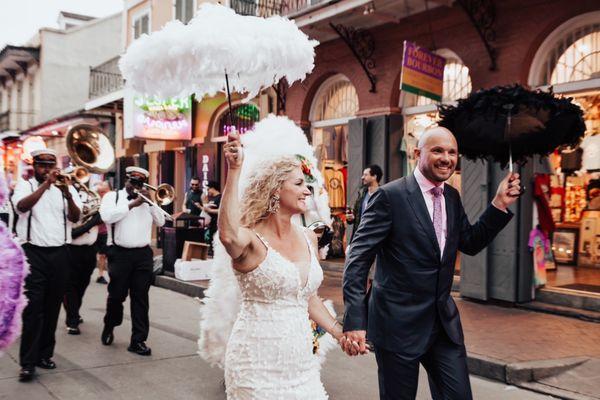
[154,275,207,298]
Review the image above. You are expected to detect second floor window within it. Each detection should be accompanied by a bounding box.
[176,0,195,24]
[133,11,150,40]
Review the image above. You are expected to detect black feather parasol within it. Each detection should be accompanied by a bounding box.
[438,84,586,168]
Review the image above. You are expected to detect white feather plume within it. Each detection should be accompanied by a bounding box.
[120,3,318,100]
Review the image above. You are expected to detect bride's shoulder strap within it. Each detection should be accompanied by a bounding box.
[252,230,269,249]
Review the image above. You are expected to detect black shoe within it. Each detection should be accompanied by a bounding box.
[127,342,151,356]
[19,366,35,382]
[96,276,108,284]
[67,326,81,335]
[101,325,114,346]
[36,359,56,370]
[78,317,84,324]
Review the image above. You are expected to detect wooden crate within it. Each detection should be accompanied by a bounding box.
[181,241,209,261]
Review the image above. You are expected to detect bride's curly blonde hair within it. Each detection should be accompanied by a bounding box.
[240,156,301,227]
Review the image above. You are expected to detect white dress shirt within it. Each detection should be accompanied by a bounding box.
[12,178,83,247]
[100,189,166,248]
[414,167,447,256]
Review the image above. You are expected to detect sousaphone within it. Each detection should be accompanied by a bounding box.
[66,124,115,173]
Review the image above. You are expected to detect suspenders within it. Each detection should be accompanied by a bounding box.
[26,179,67,244]
[111,190,120,247]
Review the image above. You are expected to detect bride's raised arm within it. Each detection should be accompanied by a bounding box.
[218,132,254,266]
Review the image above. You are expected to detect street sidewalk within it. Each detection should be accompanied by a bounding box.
[155,265,600,400]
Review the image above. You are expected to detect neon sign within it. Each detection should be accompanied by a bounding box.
[125,90,192,140]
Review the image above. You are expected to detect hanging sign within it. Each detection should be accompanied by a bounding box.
[400,41,446,102]
[124,89,192,140]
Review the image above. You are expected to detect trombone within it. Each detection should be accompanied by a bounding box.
[133,182,175,221]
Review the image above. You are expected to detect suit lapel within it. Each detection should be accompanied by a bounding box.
[406,174,441,256]
[443,188,456,261]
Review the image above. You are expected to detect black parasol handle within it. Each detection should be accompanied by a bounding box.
[224,70,235,133]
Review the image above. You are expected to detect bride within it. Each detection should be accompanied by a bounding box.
[218,130,343,399]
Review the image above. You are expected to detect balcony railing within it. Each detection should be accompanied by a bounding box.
[230,0,321,17]
[89,56,124,99]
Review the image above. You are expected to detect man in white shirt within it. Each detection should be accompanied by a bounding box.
[11,149,82,382]
[99,167,166,356]
[63,187,104,335]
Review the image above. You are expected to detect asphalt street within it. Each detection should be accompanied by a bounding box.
[0,280,557,400]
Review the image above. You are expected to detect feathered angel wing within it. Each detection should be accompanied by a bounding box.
[197,235,240,368]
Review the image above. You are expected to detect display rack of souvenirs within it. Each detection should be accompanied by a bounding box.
[564,176,587,222]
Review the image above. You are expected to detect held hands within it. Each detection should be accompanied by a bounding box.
[223,131,243,170]
[492,172,522,212]
[340,330,369,357]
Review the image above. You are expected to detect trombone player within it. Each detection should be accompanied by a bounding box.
[11,149,82,382]
[99,166,166,356]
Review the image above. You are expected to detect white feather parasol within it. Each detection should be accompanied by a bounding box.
[119,3,318,101]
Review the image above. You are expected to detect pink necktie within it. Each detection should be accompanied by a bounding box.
[431,186,443,248]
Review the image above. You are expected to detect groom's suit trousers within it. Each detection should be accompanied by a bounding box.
[374,321,472,400]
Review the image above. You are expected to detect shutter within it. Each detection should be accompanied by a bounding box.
[459,158,489,300]
[347,117,366,208]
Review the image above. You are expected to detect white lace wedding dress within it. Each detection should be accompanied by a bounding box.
[224,230,328,400]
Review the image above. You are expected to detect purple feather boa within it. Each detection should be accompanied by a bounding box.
[0,174,29,354]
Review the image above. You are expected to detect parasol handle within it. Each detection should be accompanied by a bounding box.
[224,69,234,131]
[503,104,514,174]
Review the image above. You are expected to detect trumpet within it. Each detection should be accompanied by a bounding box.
[132,182,175,221]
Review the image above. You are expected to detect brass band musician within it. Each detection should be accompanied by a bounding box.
[99,167,166,356]
[12,149,82,382]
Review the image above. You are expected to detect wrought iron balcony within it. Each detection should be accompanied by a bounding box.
[89,56,124,99]
[230,0,320,18]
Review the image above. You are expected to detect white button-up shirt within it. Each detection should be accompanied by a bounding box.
[414,167,447,256]
[12,178,83,247]
[100,189,166,248]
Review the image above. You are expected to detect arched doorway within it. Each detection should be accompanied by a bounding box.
[309,74,359,258]
[528,13,600,293]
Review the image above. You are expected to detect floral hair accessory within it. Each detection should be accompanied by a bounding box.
[296,154,316,184]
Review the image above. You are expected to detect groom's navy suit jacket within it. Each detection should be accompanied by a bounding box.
[343,174,513,358]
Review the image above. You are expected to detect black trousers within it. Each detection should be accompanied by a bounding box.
[63,244,98,327]
[20,244,70,367]
[103,245,153,344]
[374,326,472,400]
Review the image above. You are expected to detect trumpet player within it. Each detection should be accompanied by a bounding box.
[63,171,104,335]
[99,167,165,356]
[11,149,82,382]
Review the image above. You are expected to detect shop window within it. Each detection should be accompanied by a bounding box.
[175,0,195,24]
[528,18,600,288]
[309,75,359,258]
[546,26,600,85]
[133,10,150,40]
[312,79,359,122]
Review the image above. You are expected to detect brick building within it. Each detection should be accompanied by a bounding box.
[276,0,600,305]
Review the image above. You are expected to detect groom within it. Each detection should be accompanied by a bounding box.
[342,127,521,399]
